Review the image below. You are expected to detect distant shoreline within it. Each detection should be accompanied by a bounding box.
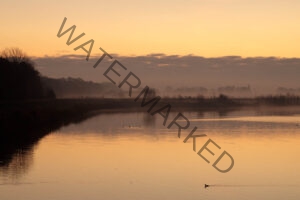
[1,97,300,167]
[2,96,300,119]
[1,97,300,130]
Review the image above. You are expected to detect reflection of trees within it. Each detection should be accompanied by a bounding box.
[143,113,156,127]
[196,111,204,118]
[0,108,100,180]
[217,110,230,117]
[0,147,34,181]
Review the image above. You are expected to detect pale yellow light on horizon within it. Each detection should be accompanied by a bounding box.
[0,0,299,58]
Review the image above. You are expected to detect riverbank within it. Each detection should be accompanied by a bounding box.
[2,96,300,131]
[1,96,300,134]
[1,97,300,167]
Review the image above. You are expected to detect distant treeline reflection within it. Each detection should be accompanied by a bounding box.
[1,48,300,178]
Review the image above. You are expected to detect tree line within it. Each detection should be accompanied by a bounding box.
[0,48,55,100]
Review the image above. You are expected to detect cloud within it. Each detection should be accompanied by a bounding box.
[33,54,300,94]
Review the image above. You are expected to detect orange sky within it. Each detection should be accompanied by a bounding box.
[0,0,300,57]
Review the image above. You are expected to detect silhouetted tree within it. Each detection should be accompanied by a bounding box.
[1,48,30,63]
[0,48,56,100]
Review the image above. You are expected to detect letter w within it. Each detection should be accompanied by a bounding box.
[57,17,85,45]
[134,86,161,113]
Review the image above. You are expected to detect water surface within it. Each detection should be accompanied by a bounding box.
[1,108,300,200]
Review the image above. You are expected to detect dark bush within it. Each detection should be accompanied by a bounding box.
[0,48,56,100]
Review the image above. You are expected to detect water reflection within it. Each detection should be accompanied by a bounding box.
[0,111,102,180]
[0,147,34,181]
[57,108,300,138]
[1,107,300,200]
[0,131,41,181]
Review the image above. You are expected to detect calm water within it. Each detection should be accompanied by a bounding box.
[1,108,300,200]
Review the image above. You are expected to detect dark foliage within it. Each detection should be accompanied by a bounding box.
[256,95,300,105]
[0,49,55,100]
[41,77,123,98]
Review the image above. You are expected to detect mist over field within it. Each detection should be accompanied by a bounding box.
[34,54,300,97]
[1,0,300,199]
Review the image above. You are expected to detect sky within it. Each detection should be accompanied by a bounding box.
[34,55,300,94]
[1,0,300,58]
[1,0,300,93]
